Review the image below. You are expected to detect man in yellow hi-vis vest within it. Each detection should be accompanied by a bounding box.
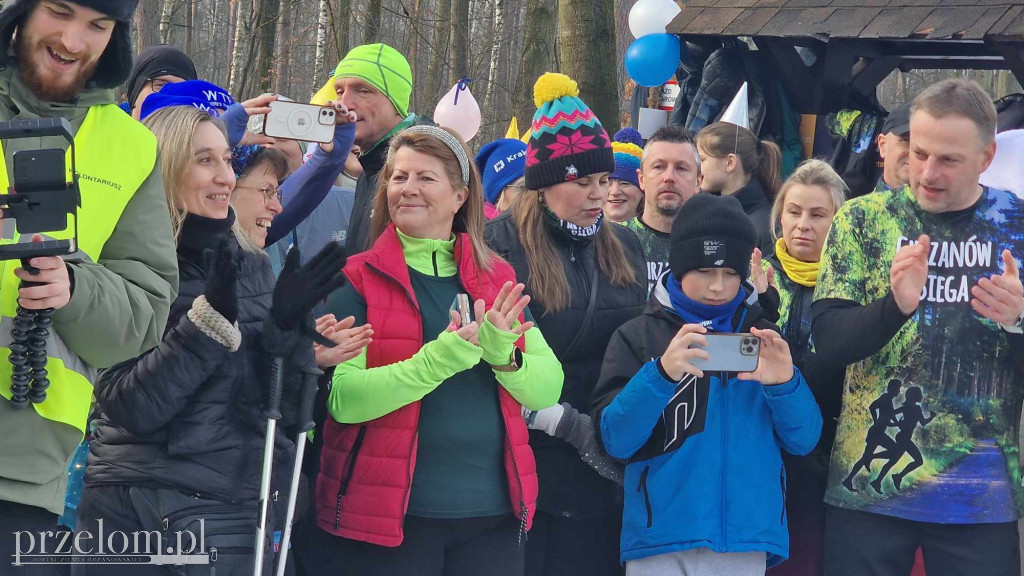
[0,0,177,570]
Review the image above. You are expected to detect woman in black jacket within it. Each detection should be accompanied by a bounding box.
[76,106,350,575]
[484,73,647,576]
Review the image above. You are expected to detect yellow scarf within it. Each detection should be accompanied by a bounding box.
[775,238,820,288]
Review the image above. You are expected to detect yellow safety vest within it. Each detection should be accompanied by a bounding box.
[0,104,157,436]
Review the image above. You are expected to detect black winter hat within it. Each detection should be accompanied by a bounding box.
[0,0,140,89]
[670,193,756,281]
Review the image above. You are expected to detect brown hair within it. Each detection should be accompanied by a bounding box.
[369,127,496,272]
[696,122,782,200]
[770,159,848,241]
[238,147,290,183]
[911,78,997,146]
[510,189,639,315]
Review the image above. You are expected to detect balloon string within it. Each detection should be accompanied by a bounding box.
[454,77,472,106]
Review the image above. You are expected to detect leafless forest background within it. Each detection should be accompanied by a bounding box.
[104,1,1024,145]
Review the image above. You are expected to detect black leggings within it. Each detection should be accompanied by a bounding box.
[296,514,524,576]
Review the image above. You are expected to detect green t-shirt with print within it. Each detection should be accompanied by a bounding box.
[816,185,1024,523]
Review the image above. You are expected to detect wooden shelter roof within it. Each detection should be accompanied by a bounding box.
[667,0,1024,40]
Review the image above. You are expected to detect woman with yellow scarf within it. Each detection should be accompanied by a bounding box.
[754,159,848,576]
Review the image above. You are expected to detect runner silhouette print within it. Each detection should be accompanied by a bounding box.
[870,386,936,493]
[842,379,903,492]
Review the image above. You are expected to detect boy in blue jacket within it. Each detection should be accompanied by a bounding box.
[592,194,822,576]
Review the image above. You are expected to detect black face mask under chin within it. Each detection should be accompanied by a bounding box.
[541,203,604,245]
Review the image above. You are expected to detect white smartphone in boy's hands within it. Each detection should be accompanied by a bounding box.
[690,333,760,373]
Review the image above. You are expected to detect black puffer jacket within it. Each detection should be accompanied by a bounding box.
[485,212,647,517]
[86,213,312,502]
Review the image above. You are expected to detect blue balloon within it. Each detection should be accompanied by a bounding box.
[625,33,684,88]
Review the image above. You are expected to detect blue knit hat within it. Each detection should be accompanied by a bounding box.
[610,128,643,188]
[140,80,235,120]
[474,138,528,204]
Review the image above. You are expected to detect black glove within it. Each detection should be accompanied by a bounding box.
[202,239,239,324]
[263,242,348,357]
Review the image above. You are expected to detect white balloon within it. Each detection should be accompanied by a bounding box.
[629,0,683,39]
[433,82,481,142]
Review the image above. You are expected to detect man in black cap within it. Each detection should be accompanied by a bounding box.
[0,1,177,571]
[122,43,198,120]
[873,102,911,194]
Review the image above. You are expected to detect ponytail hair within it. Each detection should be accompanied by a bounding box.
[695,121,782,200]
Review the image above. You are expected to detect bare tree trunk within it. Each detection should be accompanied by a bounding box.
[228,0,251,96]
[366,0,383,43]
[558,0,618,127]
[254,0,280,93]
[275,0,294,95]
[406,0,422,113]
[450,0,469,79]
[314,0,330,83]
[483,0,504,116]
[135,0,160,51]
[425,0,452,105]
[184,0,196,55]
[159,0,180,43]
[513,0,557,129]
[330,0,352,61]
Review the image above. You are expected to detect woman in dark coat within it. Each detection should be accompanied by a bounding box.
[76,106,350,575]
[485,73,647,576]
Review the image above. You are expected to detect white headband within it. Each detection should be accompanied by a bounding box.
[390,125,470,185]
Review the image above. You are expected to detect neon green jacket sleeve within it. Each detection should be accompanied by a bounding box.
[328,330,483,423]
[478,319,564,410]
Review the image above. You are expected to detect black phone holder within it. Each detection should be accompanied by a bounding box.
[0,118,80,410]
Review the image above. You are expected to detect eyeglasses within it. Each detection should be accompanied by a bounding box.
[146,77,173,93]
[236,184,283,206]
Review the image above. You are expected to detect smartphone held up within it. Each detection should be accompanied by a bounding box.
[690,333,760,373]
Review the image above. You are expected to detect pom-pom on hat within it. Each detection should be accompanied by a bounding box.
[475,138,528,204]
[524,73,614,190]
[610,128,644,188]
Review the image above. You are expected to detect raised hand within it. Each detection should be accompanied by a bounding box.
[660,324,710,381]
[237,93,278,147]
[971,249,1024,326]
[200,238,239,323]
[318,101,358,154]
[750,248,770,294]
[736,327,795,386]
[890,234,930,315]
[314,314,373,368]
[485,282,535,336]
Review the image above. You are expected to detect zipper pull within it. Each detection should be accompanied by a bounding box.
[569,245,575,263]
[517,503,528,546]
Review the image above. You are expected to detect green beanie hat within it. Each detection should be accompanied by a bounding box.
[334,43,413,117]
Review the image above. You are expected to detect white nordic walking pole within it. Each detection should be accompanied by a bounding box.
[274,370,320,576]
[254,356,285,576]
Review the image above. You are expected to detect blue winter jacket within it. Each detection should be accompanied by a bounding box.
[592,279,822,567]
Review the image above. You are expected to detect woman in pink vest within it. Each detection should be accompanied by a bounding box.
[305,125,564,576]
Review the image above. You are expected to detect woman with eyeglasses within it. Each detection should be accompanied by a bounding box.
[77,106,357,575]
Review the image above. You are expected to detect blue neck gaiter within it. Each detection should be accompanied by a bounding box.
[665,274,745,333]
